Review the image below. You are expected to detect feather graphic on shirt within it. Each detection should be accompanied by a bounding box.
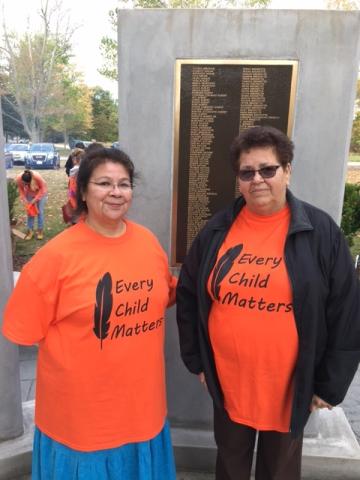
[93,272,113,349]
[211,244,243,301]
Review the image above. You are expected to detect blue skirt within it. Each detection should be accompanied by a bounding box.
[32,421,176,480]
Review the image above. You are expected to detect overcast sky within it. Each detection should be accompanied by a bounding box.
[1,0,329,98]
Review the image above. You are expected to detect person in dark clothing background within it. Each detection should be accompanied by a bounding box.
[65,142,85,176]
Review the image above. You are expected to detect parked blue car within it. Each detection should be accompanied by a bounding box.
[25,143,60,169]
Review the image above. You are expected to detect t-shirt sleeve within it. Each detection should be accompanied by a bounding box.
[3,259,59,345]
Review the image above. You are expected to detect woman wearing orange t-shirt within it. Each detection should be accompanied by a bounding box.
[4,148,177,480]
[15,169,48,240]
[177,126,360,480]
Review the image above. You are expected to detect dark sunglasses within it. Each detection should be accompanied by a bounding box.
[238,165,281,182]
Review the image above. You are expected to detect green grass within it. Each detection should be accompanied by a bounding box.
[8,163,69,269]
[349,153,360,162]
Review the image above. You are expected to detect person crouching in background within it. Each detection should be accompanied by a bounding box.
[15,169,48,240]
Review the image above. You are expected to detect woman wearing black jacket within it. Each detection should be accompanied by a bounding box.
[65,142,85,176]
[176,126,360,480]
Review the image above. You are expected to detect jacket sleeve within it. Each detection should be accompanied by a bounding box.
[176,234,204,375]
[314,228,360,405]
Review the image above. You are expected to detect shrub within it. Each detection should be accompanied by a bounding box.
[7,178,18,223]
[341,183,360,246]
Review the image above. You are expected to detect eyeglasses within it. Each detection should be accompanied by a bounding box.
[238,165,281,182]
[89,181,132,192]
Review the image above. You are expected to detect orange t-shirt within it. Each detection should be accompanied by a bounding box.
[3,220,176,451]
[208,205,298,432]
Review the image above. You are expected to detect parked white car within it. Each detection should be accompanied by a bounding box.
[7,144,30,165]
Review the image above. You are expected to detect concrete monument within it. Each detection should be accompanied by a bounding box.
[117,8,360,476]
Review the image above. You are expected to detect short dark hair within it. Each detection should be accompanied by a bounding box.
[21,170,32,184]
[85,142,104,155]
[230,126,294,173]
[75,142,85,149]
[76,147,137,215]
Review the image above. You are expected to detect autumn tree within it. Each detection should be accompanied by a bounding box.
[44,68,93,146]
[98,9,118,82]
[351,114,360,153]
[0,0,74,141]
[99,0,271,81]
[350,79,360,153]
[327,0,360,153]
[90,86,118,142]
[118,0,270,8]
[326,0,360,9]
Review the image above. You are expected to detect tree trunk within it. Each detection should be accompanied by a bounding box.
[64,128,68,149]
[31,129,40,143]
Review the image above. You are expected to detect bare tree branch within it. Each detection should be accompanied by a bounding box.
[1,0,74,140]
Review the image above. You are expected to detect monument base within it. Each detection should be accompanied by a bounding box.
[0,401,34,480]
[172,407,360,479]
[1,403,359,479]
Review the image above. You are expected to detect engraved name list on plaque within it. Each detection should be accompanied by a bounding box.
[172,60,298,265]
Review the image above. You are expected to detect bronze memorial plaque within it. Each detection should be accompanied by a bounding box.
[171,60,298,266]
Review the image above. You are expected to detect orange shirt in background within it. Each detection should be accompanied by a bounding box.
[3,220,176,451]
[208,205,298,432]
[15,171,47,202]
[68,175,77,209]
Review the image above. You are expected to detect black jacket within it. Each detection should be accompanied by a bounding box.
[65,155,73,176]
[176,190,360,436]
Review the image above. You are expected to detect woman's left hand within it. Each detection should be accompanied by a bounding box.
[310,394,333,412]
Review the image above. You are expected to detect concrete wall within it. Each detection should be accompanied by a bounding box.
[118,9,360,432]
[0,103,23,440]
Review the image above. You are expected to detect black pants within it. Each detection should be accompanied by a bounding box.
[214,407,303,480]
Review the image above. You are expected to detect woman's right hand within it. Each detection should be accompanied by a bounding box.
[198,372,207,390]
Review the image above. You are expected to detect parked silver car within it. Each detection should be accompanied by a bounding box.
[25,143,60,169]
[7,143,29,165]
